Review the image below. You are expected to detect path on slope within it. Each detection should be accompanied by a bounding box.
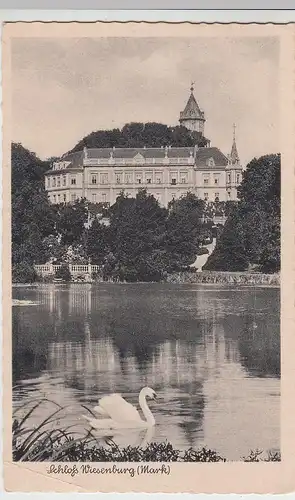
[190,238,216,271]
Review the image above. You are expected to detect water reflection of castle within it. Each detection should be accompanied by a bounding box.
[39,284,279,389]
[48,317,241,393]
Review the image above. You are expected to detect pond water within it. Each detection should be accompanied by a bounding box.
[12,283,280,461]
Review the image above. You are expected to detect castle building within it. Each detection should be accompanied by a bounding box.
[45,86,243,206]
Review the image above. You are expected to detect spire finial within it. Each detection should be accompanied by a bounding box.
[190,81,195,93]
[233,122,236,140]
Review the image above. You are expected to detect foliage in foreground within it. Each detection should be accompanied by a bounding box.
[12,400,281,463]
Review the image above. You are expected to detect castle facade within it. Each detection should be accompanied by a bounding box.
[45,86,243,207]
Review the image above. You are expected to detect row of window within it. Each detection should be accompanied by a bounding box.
[50,191,234,205]
[202,173,241,186]
[51,193,75,204]
[48,176,77,188]
[203,191,232,201]
[90,173,189,185]
[48,171,241,189]
[227,172,240,184]
[204,192,220,201]
[50,192,108,204]
[203,177,220,186]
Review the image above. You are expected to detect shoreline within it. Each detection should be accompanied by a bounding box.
[12,279,280,289]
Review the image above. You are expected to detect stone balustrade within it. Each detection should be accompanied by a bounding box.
[34,264,100,277]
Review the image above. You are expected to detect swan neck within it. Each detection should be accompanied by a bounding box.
[139,391,155,426]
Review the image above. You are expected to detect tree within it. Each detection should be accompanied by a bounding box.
[204,153,280,273]
[86,218,110,265]
[107,189,168,281]
[69,122,209,153]
[165,193,205,271]
[203,208,249,271]
[54,199,89,246]
[11,143,56,266]
[12,262,37,283]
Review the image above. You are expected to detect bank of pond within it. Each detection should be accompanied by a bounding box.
[13,270,280,287]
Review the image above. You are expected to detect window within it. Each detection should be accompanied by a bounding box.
[204,193,208,201]
[116,174,122,184]
[71,193,76,202]
[53,194,56,203]
[171,178,177,185]
[156,177,162,184]
[63,194,67,202]
[136,174,142,184]
[125,173,132,184]
[181,177,187,184]
[102,193,106,203]
[215,192,220,201]
[57,177,61,187]
[101,173,108,184]
[91,175,97,184]
[146,178,152,184]
[71,177,76,185]
[63,175,66,186]
[227,173,231,183]
[57,194,60,203]
[52,177,56,187]
[214,178,219,185]
[92,193,97,203]
[204,178,209,185]
[227,191,231,199]
[237,173,240,183]
[47,177,51,188]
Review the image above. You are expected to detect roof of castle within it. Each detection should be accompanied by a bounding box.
[45,145,229,174]
[179,90,205,122]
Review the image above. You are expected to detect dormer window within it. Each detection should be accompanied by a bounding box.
[133,153,144,163]
[206,157,215,167]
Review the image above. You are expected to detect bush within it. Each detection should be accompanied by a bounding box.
[12,262,37,283]
[55,263,71,282]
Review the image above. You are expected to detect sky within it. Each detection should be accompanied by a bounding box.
[11,36,279,165]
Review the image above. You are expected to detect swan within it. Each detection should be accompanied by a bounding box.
[83,387,157,430]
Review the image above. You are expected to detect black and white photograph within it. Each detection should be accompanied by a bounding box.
[6,22,284,485]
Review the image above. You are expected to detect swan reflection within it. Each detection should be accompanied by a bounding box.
[90,423,156,449]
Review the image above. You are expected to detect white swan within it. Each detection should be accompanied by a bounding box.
[83,387,157,430]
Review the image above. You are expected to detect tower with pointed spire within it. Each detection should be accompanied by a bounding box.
[179,83,205,134]
[229,123,240,164]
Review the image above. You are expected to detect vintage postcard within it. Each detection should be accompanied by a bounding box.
[2,21,295,493]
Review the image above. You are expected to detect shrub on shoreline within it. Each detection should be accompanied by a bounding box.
[12,400,281,463]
